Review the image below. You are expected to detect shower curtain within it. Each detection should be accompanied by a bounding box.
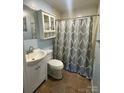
[53,17,93,79]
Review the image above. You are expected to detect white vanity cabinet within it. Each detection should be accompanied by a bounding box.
[34,10,56,39]
[26,58,47,93]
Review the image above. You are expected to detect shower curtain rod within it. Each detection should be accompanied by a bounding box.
[56,14,99,20]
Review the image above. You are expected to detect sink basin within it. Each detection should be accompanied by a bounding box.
[25,48,47,63]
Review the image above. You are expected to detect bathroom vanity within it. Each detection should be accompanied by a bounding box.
[26,58,47,93]
[25,49,48,93]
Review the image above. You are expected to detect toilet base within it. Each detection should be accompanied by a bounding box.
[48,65,63,79]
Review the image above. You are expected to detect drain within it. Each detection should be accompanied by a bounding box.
[32,58,35,60]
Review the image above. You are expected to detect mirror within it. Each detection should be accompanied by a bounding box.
[50,17,55,30]
[44,14,50,30]
[23,17,27,31]
[23,4,36,40]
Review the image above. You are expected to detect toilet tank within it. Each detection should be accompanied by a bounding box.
[44,49,53,60]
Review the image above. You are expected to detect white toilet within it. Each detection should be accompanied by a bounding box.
[45,49,64,79]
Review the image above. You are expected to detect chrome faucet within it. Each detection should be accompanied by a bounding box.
[29,46,34,53]
[26,46,34,54]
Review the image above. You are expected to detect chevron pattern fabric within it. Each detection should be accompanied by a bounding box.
[53,17,93,79]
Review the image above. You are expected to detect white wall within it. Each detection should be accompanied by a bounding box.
[23,47,29,93]
[24,0,61,19]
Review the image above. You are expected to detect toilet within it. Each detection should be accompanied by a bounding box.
[45,49,64,79]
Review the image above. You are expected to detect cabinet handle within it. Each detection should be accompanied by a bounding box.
[35,66,40,70]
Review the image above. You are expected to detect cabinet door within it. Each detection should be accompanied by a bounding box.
[42,13,50,32]
[27,64,39,92]
[38,61,46,83]
[50,16,55,31]
[27,61,47,92]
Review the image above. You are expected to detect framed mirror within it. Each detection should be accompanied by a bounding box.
[23,17,27,32]
[23,4,36,40]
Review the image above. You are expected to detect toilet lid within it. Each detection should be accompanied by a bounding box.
[48,59,63,69]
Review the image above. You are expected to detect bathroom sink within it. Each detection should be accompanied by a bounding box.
[25,48,47,63]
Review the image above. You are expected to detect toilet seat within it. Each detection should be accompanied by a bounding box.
[48,59,64,70]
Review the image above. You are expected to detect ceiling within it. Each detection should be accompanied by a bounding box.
[45,0,99,13]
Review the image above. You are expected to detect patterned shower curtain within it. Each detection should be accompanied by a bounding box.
[53,17,93,79]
